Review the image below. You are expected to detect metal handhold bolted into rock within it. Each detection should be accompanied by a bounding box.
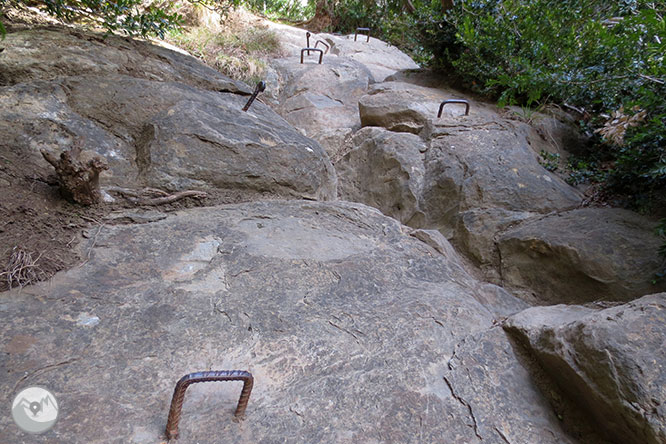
[438,99,470,117]
[242,81,266,112]
[165,370,254,440]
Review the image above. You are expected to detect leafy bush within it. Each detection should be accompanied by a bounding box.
[422,0,665,211]
[244,0,313,21]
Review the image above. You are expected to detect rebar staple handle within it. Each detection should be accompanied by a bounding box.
[165,370,254,440]
[438,99,470,117]
[242,81,266,112]
[314,40,330,54]
[355,28,371,42]
[300,48,324,64]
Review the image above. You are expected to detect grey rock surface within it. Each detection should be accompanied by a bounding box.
[504,294,666,444]
[0,201,574,444]
[425,121,582,216]
[498,208,666,303]
[0,28,250,94]
[358,81,480,134]
[336,127,427,227]
[272,57,373,157]
[0,29,337,200]
[455,208,536,282]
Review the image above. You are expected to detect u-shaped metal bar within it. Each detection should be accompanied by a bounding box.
[300,48,324,64]
[355,28,371,42]
[314,40,330,54]
[165,370,254,440]
[438,99,470,117]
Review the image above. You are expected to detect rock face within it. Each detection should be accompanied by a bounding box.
[504,294,666,444]
[337,127,427,227]
[0,28,250,94]
[336,78,663,303]
[0,28,336,200]
[498,208,666,303]
[272,57,373,157]
[264,25,419,157]
[0,201,574,444]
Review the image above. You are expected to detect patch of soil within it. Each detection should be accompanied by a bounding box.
[0,148,106,291]
[0,145,292,291]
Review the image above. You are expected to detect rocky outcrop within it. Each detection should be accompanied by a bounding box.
[337,127,427,226]
[264,24,419,156]
[0,28,250,94]
[272,57,373,156]
[504,294,666,444]
[497,208,666,303]
[337,78,663,303]
[0,28,336,200]
[0,201,573,443]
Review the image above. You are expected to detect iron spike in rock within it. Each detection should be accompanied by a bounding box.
[242,81,266,112]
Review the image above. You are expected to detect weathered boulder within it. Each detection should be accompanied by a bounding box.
[0,29,337,200]
[0,201,574,444]
[272,57,373,156]
[504,294,666,444]
[358,81,498,135]
[425,123,582,216]
[0,27,250,94]
[322,34,420,82]
[497,208,666,303]
[455,207,536,282]
[265,24,419,82]
[336,127,427,227]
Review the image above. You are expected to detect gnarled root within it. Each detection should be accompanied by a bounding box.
[41,144,109,205]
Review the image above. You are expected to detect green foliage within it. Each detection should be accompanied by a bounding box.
[244,0,313,21]
[423,0,665,211]
[539,151,560,172]
[2,0,192,38]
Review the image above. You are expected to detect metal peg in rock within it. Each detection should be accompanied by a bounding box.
[354,28,371,42]
[165,370,254,440]
[306,31,312,55]
[438,99,470,117]
[300,47,324,64]
[242,81,266,112]
[314,40,330,54]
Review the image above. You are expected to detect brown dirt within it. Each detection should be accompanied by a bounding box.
[0,145,288,292]
[0,147,104,291]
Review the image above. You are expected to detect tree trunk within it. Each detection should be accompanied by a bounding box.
[41,143,109,205]
[303,0,336,32]
[441,0,454,11]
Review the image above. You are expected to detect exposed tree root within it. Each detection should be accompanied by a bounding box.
[105,186,207,206]
[0,247,46,290]
[41,141,109,205]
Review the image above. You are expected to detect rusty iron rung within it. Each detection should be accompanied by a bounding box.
[354,28,371,42]
[242,81,266,112]
[314,40,330,54]
[438,99,470,117]
[165,370,254,440]
[300,47,324,64]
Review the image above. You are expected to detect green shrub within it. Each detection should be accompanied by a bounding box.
[423,0,665,211]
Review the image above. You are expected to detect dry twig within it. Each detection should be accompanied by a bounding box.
[0,247,47,290]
